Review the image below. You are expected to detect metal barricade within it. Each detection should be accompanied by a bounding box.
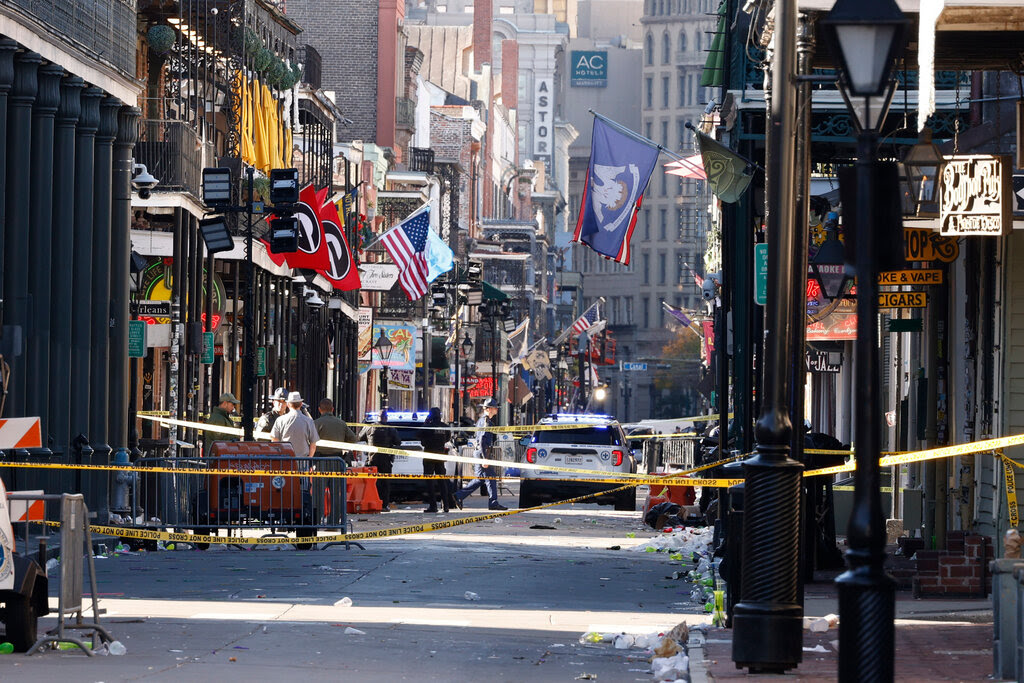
[122,447,349,548]
[6,492,116,655]
[644,435,699,473]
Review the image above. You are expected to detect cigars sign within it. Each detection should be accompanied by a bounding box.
[939,155,1012,237]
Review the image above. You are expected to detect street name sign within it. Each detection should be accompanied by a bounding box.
[132,300,173,317]
[879,291,927,308]
[754,243,768,305]
[201,332,214,364]
[128,320,147,358]
[256,346,267,377]
[878,269,943,286]
[621,362,648,371]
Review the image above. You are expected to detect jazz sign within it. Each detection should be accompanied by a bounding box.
[939,155,1012,237]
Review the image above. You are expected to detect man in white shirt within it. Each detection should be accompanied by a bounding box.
[271,391,319,458]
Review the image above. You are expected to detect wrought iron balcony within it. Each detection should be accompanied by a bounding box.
[135,118,211,198]
[300,44,322,90]
[7,0,136,77]
[409,147,435,174]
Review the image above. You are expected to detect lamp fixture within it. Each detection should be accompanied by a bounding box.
[202,167,233,207]
[374,329,394,364]
[809,212,849,300]
[901,127,944,216]
[198,216,234,254]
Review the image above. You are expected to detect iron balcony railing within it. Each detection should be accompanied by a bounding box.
[300,44,322,90]
[135,118,211,198]
[7,0,136,77]
[409,147,435,174]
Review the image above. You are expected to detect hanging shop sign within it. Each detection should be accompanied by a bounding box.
[806,349,842,373]
[806,278,857,341]
[369,323,416,371]
[357,307,373,361]
[136,258,227,331]
[879,291,927,308]
[357,263,400,291]
[533,76,554,159]
[389,369,415,392]
[939,154,1012,237]
[570,51,607,87]
[878,269,943,286]
[903,227,959,263]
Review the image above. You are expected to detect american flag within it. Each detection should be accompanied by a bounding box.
[570,302,601,335]
[380,207,430,300]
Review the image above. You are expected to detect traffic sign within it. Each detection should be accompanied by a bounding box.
[128,320,147,358]
[621,362,648,371]
[201,332,214,364]
[878,269,943,286]
[257,346,267,377]
[754,243,768,305]
[879,291,927,308]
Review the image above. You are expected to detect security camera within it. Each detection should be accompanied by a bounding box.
[302,286,324,308]
[132,162,159,200]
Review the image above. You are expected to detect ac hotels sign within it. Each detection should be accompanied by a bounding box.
[939,154,1012,236]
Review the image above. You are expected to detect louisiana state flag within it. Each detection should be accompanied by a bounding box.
[572,117,660,265]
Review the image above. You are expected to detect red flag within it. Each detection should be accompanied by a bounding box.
[317,199,361,291]
[283,184,330,271]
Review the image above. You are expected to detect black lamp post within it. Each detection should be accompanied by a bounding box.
[374,330,394,409]
[810,212,850,300]
[821,0,907,679]
[460,332,473,420]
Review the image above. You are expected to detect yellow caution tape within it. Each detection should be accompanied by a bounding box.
[1002,451,1019,528]
[45,483,641,546]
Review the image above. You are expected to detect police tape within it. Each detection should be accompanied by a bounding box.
[1000,451,1019,528]
[138,415,657,481]
[43,484,641,546]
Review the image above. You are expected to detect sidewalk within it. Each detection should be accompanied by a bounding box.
[690,581,994,682]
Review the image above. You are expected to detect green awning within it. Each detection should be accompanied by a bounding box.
[430,337,449,370]
[482,281,509,301]
[700,0,727,88]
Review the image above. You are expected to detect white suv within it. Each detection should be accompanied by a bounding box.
[518,414,637,511]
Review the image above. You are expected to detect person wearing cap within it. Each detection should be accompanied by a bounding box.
[453,399,507,510]
[205,392,240,454]
[314,398,358,465]
[256,387,288,434]
[271,391,319,459]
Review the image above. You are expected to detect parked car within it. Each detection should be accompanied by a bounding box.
[361,411,459,503]
[518,413,638,511]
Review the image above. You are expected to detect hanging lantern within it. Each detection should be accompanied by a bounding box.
[901,127,945,216]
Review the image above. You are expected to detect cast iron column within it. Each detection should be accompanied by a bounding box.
[731,0,804,671]
[0,40,17,345]
[3,52,40,418]
[49,76,83,455]
[26,64,62,436]
[836,129,896,683]
[89,98,119,458]
[242,167,255,440]
[108,106,140,457]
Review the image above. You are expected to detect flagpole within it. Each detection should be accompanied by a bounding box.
[589,110,689,163]
[684,121,764,172]
[360,203,431,252]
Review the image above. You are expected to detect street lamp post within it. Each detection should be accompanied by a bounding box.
[374,330,394,410]
[821,0,907,679]
[461,332,473,420]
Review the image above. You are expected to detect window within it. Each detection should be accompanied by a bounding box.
[658,301,665,326]
[675,207,683,241]
[645,77,653,108]
[679,30,687,53]
[610,297,619,324]
[642,296,650,328]
[659,253,666,284]
[645,33,653,65]
[662,76,670,108]
[625,297,633,324]
[679,118,688,147]
[695,31,701,53]
[662,32,671,64]
[643,208,650,240]
[678,75,686,107]
[660,161,668,195]
[659,208,667,240]
[499,6,514,13]
[661,120,669,147]
[643,252,650,285]
[686,75,693,106]
[645,120,652,140]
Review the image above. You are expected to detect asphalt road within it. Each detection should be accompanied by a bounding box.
[7,490,708,681]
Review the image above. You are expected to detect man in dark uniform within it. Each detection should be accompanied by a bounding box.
[370,410,401,512]
[419,407,452,513]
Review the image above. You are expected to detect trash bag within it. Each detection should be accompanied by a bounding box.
[644,501,681,529]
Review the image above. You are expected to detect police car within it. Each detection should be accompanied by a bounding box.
[362,411,459,502]
[518,414,638,511]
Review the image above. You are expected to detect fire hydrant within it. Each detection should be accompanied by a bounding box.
[110,448,137,518]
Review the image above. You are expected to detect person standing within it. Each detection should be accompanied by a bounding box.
[314,398,358,465]
[419,407,452,513]
[453,399,507,510]
[256,387,288,434]
[204,392,240,454]
[369,410,401,512]
[271,391,319,459]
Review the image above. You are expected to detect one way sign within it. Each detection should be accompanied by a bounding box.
[1014,172,1024,216]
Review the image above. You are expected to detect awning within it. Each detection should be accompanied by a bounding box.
[482,281,509,301]
[700,0,727,88]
